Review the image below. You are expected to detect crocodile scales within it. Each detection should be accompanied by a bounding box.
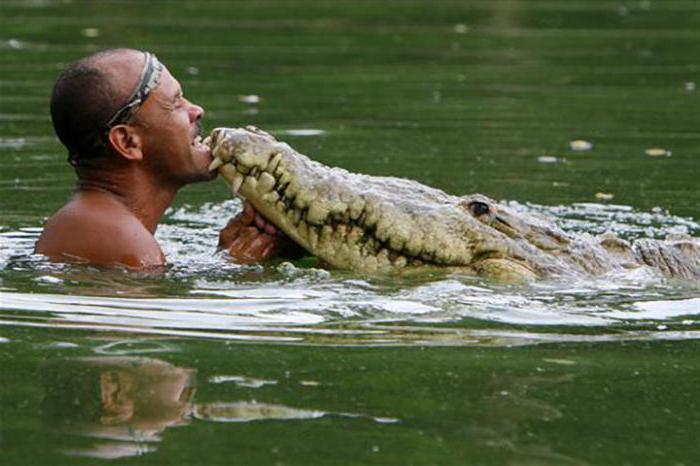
[206,126,700,281]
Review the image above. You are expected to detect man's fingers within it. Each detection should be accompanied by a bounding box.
[241,202,256,223]
[264,222,277,236]
[260,240,279,259]
[254,213,266,229]
[221,203,296,263]
[226,227,282,263]
[253,211,279,236]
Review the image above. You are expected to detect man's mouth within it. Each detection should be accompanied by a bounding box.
[192,135,210,155]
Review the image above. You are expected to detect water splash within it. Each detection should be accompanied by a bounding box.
[0,200,698,346]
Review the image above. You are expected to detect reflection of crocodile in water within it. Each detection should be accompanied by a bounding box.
[206,127,700,281]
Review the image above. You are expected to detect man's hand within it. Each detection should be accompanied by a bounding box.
[219,202,304,263]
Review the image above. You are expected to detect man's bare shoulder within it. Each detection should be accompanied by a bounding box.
[35,193,165,268]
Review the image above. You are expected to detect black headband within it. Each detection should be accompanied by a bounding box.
[69,52,163,167]
[103,52,163,129]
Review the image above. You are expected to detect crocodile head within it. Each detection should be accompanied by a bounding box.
[206,127,572,280]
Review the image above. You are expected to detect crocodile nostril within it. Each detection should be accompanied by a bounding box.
[468,201,491,217]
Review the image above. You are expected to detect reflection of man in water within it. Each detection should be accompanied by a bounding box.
[41,357,195,459]
[35,48,298,268]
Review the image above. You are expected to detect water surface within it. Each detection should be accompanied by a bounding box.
[1,1,699,464]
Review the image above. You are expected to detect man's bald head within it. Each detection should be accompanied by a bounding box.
[50,48,147,166]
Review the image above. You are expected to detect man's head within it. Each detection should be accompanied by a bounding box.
[50,48,213,185]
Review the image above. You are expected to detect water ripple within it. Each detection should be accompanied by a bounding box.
[0,200,698,346]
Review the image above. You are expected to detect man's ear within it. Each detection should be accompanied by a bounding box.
[107,125,144,161]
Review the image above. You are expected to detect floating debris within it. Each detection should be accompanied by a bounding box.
[685,82,696,92]
[537,156,561,164]
[300,380,321,387]
[453,24,469,34]
[595,192,615,201]
[238,94,260,104]
[81,28,100,38]
[186,66,199,76]
[543,358,577,365]
[569,140,593,152]
[645,147,671,157]
[6,38,23,49]
[281,129,326,137]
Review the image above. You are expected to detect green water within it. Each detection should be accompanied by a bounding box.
[1,1,699,464]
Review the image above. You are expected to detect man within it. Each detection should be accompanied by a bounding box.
[35,48,294,268]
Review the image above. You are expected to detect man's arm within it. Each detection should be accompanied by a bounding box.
[219,202,305,263]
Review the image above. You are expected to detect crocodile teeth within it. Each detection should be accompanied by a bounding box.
[268,153,283,173]
[262,191,279,204]
[258,172,276,193]
[242,176,258,193]
[208,157,224,171]
[232,173,244,194]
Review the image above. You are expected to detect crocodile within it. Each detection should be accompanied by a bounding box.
[206,126,700,281]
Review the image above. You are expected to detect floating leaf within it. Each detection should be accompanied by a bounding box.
[645,147,671,157]
[569,140,593,151]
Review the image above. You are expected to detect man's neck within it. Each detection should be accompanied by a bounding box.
[76,166,180,233]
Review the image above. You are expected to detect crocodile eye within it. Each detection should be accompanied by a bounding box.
[468,201,491,217]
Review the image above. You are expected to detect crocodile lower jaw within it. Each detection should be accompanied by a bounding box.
[214,155,448,273]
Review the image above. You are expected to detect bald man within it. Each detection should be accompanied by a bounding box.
[35,49,297,268]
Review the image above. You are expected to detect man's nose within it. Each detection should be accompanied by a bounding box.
[188,101,204,122]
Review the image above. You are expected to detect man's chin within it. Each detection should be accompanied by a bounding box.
[188,166,218,183]
[191,148,216,181]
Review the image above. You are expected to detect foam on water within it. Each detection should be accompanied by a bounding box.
[0,200,698,346]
